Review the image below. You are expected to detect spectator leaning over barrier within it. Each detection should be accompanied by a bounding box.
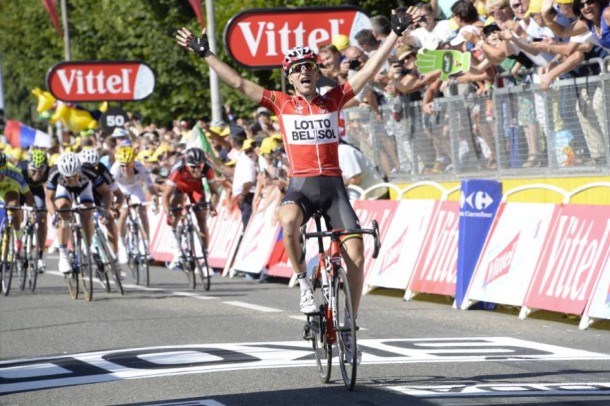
[177,9,414,364]
[338,138,389,200]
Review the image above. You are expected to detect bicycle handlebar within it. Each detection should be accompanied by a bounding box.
[301,219,381,259]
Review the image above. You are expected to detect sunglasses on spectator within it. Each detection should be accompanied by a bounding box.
[511,2,524,8]
[288,61,318,75]
[580,0,595,7]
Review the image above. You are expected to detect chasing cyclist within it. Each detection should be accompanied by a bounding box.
[110,146,159,262]
[17,149,50,273]
[79,147,125,268]
[177,9,413,364]
[45,152,112,274]
[162,147,219,271]
[0,151,35,257]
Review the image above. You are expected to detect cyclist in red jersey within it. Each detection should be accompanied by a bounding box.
[163,147,219,271]
[177,9,413,361]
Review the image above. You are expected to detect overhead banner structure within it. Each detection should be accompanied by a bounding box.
[455,179,502,308]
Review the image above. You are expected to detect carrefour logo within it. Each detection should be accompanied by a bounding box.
[460,191,495,218]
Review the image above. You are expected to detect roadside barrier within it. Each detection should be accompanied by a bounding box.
[40,181,610,330]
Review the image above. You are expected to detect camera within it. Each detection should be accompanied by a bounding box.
[348,58,361,70]
[401,68,413,75]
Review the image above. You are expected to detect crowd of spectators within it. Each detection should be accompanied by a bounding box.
[316,0,609,175]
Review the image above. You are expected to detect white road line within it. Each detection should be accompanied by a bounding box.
[222,301,283,313]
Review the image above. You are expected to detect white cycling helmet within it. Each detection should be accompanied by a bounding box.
[57,152,82,177]
[79,148,99,165]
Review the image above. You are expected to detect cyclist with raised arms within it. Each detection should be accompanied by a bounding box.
[45,152,111,274]
[79,147,125,265]
[177,8,413,364]
[162,147,219,271]
[0,151,35,257]
[110,146,159,261]
[17,149,50,273]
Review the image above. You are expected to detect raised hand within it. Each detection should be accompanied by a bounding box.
[176,27,209,57]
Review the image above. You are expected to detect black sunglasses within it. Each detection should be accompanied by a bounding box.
[580,0,595,7]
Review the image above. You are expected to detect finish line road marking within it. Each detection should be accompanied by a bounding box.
[390,382,610,398]
[2,337,609,394]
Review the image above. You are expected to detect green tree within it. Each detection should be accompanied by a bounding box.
[0,0,392,128]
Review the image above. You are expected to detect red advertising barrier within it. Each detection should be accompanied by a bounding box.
[207,194,242,269]
[406,200,460,299]
[522,204,610,317]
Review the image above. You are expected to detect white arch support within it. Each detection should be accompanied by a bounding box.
[568,182,610,202]
[398,181,451,200]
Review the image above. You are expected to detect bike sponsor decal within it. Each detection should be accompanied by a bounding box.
[391,383,610,397]
[223,6,370,69]
[2,337,607,394]
[47,61,155,102]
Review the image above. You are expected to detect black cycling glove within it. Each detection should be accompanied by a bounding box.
[391,11,411,36]
[187,33,210,57]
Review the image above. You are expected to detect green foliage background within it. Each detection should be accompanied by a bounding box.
[0,0,406,128]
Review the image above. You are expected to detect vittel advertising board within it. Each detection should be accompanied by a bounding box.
[223,6,371,69]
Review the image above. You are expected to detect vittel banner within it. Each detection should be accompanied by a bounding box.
[46,61,155,102]
[223,6,371,69]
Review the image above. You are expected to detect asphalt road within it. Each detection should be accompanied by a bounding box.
[2,254,610,406]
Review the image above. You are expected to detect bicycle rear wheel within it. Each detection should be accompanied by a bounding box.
[192,232,210,291]
[334,266,357,391]
[1,228,15,296]
[77,234,94,302]
[311,273,332,383]
[98,233,124,295]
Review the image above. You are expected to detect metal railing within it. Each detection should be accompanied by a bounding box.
[342,58,610,182]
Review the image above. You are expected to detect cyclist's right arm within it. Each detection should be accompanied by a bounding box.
[177,27,264,103]
[162,180,176,221]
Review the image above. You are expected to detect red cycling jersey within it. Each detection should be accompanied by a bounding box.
[167,158,215,204]
[260,82,355,177]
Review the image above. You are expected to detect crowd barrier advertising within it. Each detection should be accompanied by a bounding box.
[462,202,556,310]
[365,199,436,292]
[352,199,398,292]
[581,252,610,329]
[522,204,610,318]
[405,200,460,300]
[231,197,281,274]
[455,179,502,308]
[207,194,242,269]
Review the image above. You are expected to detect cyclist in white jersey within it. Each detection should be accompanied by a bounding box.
[110,146,159,260]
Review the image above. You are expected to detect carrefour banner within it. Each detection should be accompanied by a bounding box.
[455,179,502,308]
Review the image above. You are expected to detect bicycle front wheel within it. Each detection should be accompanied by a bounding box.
[334,266,357,391]
[192,232,210,291]
[77,235,94,302]
[26,230,40,292]
[1,228,15,296]
[312,272,332,383]
[65,253,79,300]
[98,233,124,295]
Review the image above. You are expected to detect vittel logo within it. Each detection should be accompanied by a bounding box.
[484,233,520,287]
[225,7,370,69]
[421,208,458,283]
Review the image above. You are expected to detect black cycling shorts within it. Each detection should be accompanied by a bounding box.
[280,176,360,230]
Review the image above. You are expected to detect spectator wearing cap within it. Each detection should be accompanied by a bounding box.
[256,107,280,136]
[331,34,350,54]
[231,134,257,230]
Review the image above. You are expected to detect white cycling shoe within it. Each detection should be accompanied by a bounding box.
[58,254,72,274]
[299,289,317,313]
[37,259,46,274]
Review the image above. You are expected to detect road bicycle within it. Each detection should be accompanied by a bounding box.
[171,204,211,291]
[301,211,380,390]
[91,207,124,295]
[0,205,26,296]
[55,205,96,301]
[124,198,153,287]
[18,206,46,293]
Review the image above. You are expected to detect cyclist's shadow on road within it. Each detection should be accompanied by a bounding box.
[117,385,433,406]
